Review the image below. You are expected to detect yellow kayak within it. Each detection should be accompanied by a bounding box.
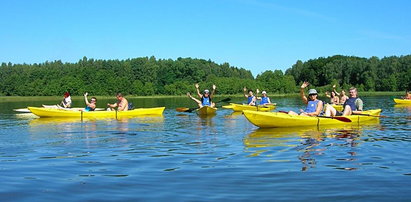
[394,98,411,104]
[28,106,165,118]
[243,109,382,128]
[224,103,276,112]
[331,104,343,111]
[196,106,217,115]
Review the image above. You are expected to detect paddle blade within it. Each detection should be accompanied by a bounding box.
[317,116,352,122]
[176,107,190,112]
[333,116,352,122]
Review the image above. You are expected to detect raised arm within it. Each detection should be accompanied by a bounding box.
[211,84,216,99]
[243,87,248,98]
[84,92,90,106]
[300,82,309,104]
[332,84,340,96]
[256,89,260,100]
[195,83,202,97]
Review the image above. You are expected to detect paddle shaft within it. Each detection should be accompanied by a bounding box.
[176,98,230,112]
[354,113,387,118]
[278,111,351,122]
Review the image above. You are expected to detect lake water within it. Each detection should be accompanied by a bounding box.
[0,96,410,201]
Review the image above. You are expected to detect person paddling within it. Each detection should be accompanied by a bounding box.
[107,93,129,111]
[60,92,72,108]
[324,87,363,116]
[187,83,216,108]
[288,81,323,116]
[83,92,97,111]
[243,87,257,106]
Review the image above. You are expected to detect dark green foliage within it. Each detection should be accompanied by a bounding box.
[0,57,254,96]
[1,55,409,96]
[285,55,411,92]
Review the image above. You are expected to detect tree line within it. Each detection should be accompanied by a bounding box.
[285,55,411,92]
[0,55,409,96]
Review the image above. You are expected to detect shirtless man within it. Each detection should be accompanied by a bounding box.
[107,93,129,111]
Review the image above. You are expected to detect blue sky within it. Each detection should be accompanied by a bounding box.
[1,0,410,77]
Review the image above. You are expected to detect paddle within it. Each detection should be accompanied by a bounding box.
[176,107,198,113]
[317,116,352,122]
[354,113,388,118]
[278,111,352,122]
[176,98,231,113]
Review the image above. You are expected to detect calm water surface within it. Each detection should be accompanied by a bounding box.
[0,96,410,201]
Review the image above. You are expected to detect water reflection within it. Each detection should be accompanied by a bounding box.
[394,104,411,113]
[28,115,164,125]
[244,120,381,171]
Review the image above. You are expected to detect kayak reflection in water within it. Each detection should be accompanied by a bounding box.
[187,83,216,108]
[288,81,323,116]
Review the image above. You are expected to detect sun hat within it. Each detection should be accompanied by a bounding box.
[308,89,318,95]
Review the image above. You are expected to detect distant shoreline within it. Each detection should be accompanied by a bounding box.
[0,91,404,101]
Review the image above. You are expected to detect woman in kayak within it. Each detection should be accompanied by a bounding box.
[325,90,339,104]
[187,83,216,108]
[288,81,323,116]
[83,92,97,111]
[338,89,349,104]
[60,92,72,108]
[243,87,257,106]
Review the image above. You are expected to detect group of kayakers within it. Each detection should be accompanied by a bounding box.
[186,84,273,109]
[57,83,409,117]
[58,92,130,112]
[325,85,349,104]
[286,82,363,117]
[186,82,366,118]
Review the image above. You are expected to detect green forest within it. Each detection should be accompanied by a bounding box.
[0,55,410,96]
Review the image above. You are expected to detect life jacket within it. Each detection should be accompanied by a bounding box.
[260,97,269,105]
[63,96,72,107]
[247,96,255,105]
[343,97,358,111]
[305,100,321,113]
[201,97,211,106]
[84,106,95,112]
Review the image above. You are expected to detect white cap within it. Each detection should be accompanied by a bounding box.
[262,91,267,94]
